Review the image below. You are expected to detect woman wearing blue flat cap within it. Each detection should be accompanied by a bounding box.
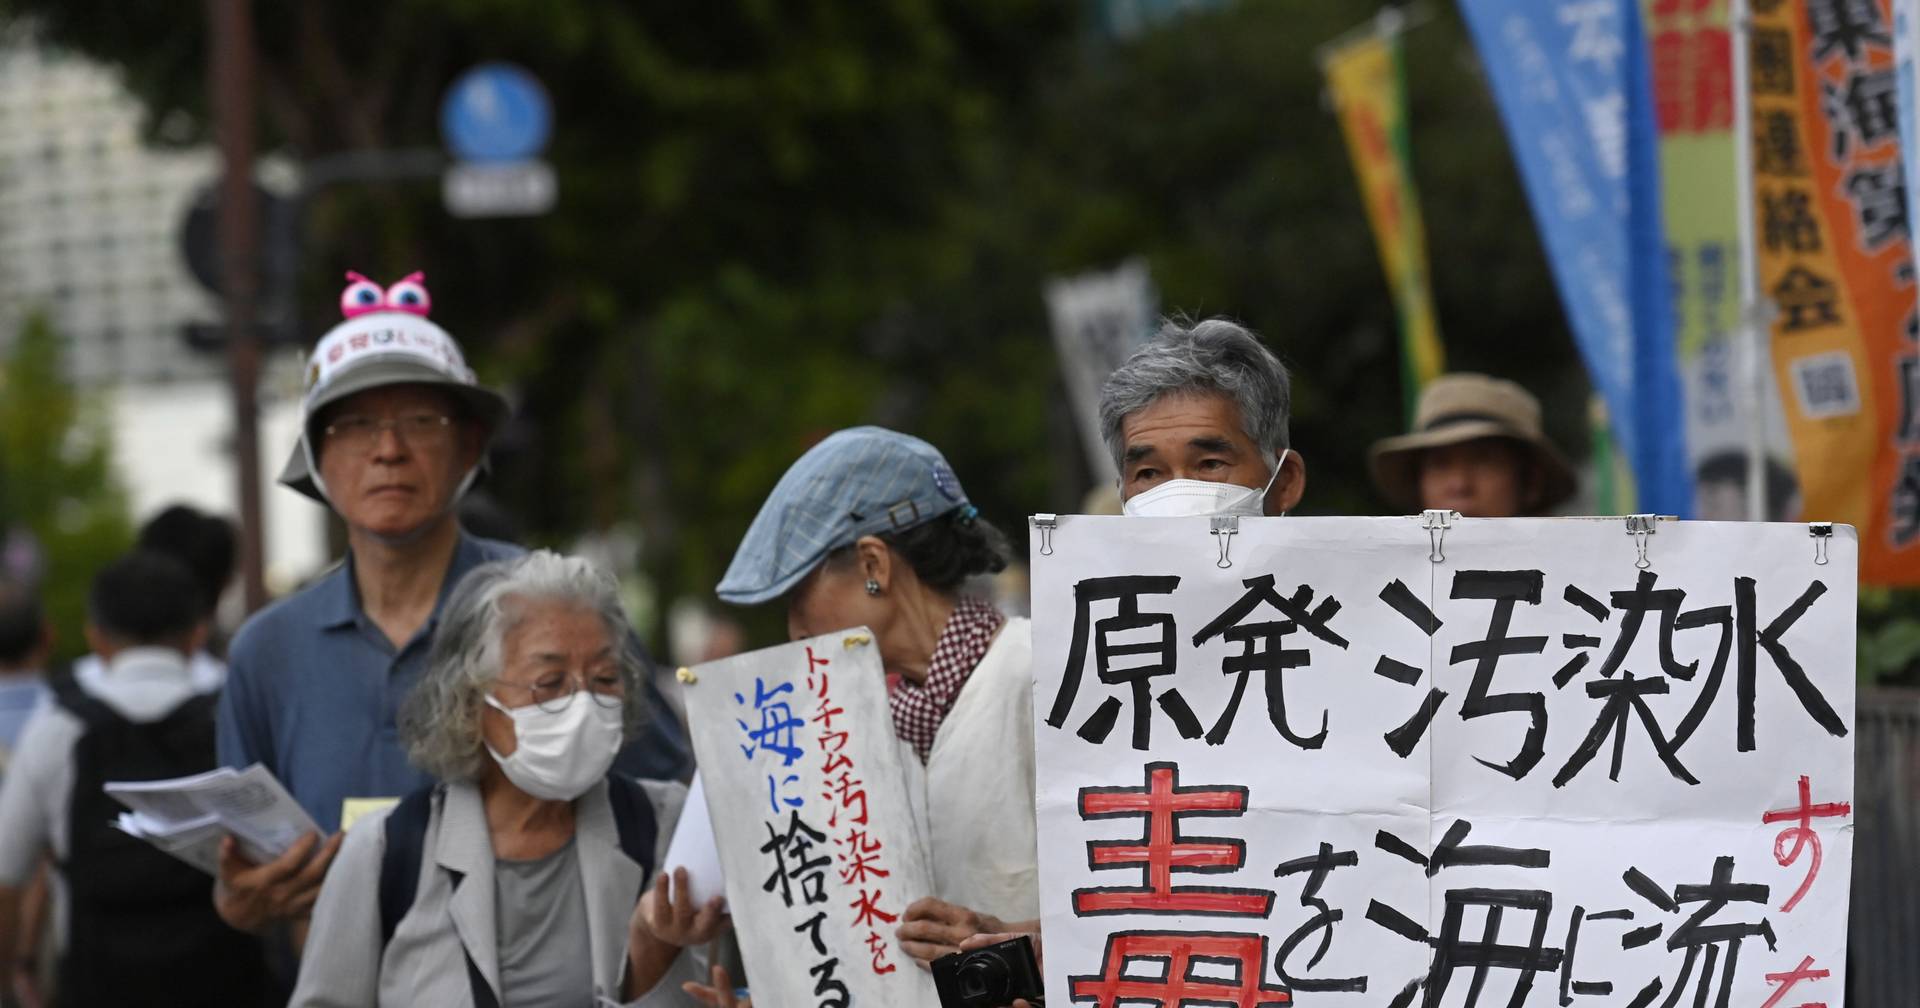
[714,426,1038,970]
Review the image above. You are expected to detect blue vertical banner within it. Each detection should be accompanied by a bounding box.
[1458,0,1694,515]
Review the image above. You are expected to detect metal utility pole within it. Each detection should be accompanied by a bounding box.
[1730,0,1770,522]
[208,0,268,611]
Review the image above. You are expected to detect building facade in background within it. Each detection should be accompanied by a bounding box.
[0,33,324,592]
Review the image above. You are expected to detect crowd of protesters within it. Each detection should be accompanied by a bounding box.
[0,274,1574,1007]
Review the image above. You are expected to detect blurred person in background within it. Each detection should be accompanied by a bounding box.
[0,583,50,762]
[69,505,236,707]
[135,505,240,657]
[1367,372,1576,519]
[1692,451,1801,522]
[292,551,716,1007]
[24,506,238,1000]
[1103,318,1307,518]
[715,426,1035,972]
[0,583,52,1005]
[0,552,271,1007]
[213,273,692,939]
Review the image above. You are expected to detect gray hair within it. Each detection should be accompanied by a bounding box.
[1097,317,1292,470]
[400,549,647,782]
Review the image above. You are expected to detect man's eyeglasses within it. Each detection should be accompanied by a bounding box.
[322,412,454,453]
[493,672,626,714]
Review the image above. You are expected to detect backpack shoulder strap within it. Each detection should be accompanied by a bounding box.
[156,692,219,738]
[605,774,659,881]
[173,692,220,720]
[48,672,115,731]
[378,784,438,948]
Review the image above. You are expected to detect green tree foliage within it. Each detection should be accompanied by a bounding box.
[5,0,1590,646]
[1860,587,1920,684]
[0,314,133,660]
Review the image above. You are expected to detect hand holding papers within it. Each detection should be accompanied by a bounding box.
[107,763,321,875]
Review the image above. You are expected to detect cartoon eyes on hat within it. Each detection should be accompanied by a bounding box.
[338,270,433,319]
[384,272,431,317]
[340,272,385,318]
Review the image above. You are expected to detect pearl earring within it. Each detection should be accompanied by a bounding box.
[865,579,881,596]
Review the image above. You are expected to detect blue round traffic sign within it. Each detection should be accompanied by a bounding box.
[440,63,552,163]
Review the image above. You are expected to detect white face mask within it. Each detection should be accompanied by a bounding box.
[484,691,625,801]
[1122,449,1290,519]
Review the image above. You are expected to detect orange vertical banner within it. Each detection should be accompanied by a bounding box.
[1750,0,1920,582]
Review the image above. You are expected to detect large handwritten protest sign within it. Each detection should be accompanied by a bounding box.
[1030,516,1855,1007]
[682,630,938,1007]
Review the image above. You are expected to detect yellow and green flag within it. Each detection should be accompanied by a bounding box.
[1323,29,1445,422]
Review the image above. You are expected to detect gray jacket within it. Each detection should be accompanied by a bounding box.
[290,776,700,1007]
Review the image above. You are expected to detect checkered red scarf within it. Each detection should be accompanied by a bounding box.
[889,595,1005,763]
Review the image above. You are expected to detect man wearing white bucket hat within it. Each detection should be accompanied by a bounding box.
[212,272,691,936]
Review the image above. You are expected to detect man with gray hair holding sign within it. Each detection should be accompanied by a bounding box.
[895,316,1306,975]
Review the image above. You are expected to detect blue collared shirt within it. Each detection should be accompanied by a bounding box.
[216,530,692,833]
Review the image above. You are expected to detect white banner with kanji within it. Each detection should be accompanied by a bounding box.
[1029,516,1856,1007]
[681,629,938,1007]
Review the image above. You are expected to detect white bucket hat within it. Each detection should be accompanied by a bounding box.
[278,272,510,504]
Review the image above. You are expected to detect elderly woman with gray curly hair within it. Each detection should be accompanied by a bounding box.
[291,550,723,1007]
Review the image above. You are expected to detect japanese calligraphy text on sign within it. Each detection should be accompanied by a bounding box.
[1030,516,1855,1007]
[681,631,938,1008]
[1749,0,1920,581]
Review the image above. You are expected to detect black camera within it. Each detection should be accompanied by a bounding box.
[932,936,1046,1008]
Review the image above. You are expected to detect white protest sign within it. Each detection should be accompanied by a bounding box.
[681,629,938,1007]
[1030,515,1855,1007]
[1045,260,1157,484]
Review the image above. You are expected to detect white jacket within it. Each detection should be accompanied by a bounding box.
[919,617,1038,924]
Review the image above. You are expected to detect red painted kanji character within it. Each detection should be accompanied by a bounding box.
[1759,955,1831,1008]
[865,930,896,976]
[828,775,869,825]
[1761,774,1852,912]
[1070,932,1290,1007]
[812,701,846,731]
[850,887,898,929]
[1074,762,1274,917]
[836,829,889,886]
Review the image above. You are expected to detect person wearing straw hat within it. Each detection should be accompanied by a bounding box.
[211,272,692,939]
[1368,372,1578,518]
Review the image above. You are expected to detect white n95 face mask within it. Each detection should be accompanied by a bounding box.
[1122,449,1290,519]
[484,691,625,801]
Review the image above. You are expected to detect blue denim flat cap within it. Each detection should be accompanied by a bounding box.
[716,426,972,605]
